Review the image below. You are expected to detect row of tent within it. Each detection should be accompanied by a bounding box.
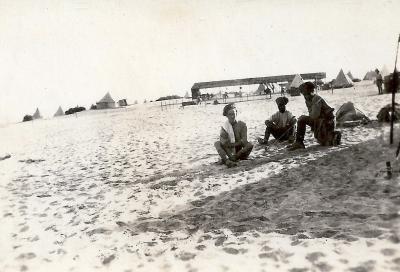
[252,65,390,97]
[25,92,128,121]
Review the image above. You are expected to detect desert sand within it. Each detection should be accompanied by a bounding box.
[0,81,399,272]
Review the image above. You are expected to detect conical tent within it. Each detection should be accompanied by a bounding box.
[333,69,353,88]
[363,70,378,80]
[98,92,115,103]
[381,65,390,77]
[256,83,265,94]
[289,74,304,89]
[96,92,116,109]
[54,106,64,117]
[347,71,355,80]
[32,108,42,119]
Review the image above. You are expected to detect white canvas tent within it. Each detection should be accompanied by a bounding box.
[256,83,265,95]
[347,71,355,81]
[32,108,42,119]
[363,70,378,80]
[53,106,64,117]
[96,92,116,109]
[333,69,353,88]
[289,74,304,89]
[381,65,390,77]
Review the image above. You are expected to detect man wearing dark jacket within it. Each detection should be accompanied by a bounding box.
[287,82,341,151]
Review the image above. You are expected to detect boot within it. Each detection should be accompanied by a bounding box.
[287,141,305,151]
[225,159,238,168]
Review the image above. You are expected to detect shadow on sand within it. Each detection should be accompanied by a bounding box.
[127,138,400,243]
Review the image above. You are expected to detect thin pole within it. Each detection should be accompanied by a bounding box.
[390,34,400,144]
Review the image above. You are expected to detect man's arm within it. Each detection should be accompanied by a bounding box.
[309,98,322,119]
[238,122,249,146]
[220,128,235,148]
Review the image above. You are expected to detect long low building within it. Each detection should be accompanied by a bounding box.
[191,72,326,99]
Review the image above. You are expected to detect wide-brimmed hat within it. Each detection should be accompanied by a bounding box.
[299,82,315,95]
[223,103,236,116]
[275,97,289,106]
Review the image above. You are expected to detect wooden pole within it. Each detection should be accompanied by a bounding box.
[390,34,400,144]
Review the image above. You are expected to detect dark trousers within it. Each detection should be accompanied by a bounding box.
[214,141,253,162]
[264,121,294,142]
[296,115,335,145]
[377,83,383,94]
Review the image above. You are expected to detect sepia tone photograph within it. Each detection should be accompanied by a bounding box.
[0,0,400,271]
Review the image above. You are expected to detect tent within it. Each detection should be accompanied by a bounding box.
[381,65,390,77]
[53,106,64,117]
[347,71,355,81]
[336,102,370,127]
[256,83,265,95]
[32,108,42,119]
[289,74,304,89]
[333,69,353,88]
[96,92,116,109]
[363,70,378,80]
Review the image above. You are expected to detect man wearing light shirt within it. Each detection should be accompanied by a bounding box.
[258,96,296,145]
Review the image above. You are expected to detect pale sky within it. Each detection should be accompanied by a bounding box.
[0,0,399,123]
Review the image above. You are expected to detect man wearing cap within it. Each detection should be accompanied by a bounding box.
[258,97,296,145]
[287,82,341,151]
[214,103,253,168]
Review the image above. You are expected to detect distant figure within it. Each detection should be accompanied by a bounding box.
[258,97,296,145]
[264,87,272,99]
[376,69,383,94]
[280,87,285,96]
[223,92,228,103]
[196,96,202,105]
[287,82,341,151]
[214,103,253,168]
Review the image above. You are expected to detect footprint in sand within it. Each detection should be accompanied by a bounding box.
[223,248,239,255]
[381,248,396,256]
[392,257,400,265]
[176,252,196,261]
[305,252,325,264]
[314,262,332,272]
[288,268,308,272]
[20,225,29,232]
[195,245,206,251]
[214,236,227,246]
[258,252,278,261]
[102,254,115,265]
[17,253,36,260]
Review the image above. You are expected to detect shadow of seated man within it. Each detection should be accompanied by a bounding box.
[214,103,253,168]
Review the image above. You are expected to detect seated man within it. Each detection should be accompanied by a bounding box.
[258,96,296,145]
[214,103,254,168]
[287,82,341,151]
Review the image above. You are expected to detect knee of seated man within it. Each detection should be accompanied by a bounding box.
[214,141,222,148]
[265,120,274,127]
[298,115,309,122]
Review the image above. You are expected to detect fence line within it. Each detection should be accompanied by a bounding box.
[159,93,283,110]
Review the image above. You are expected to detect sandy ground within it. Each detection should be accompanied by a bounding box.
[0,81,399,271]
